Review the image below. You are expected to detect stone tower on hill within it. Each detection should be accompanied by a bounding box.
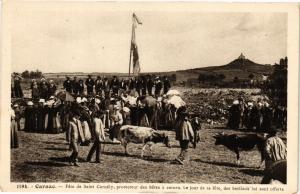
[238,53,246,60]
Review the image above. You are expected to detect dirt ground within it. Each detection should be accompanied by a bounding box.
[11,125,266,183]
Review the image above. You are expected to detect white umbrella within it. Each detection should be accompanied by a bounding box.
[166,89,181,96]
[167,95,186,109]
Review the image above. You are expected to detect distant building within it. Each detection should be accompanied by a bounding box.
[238,53,246,60]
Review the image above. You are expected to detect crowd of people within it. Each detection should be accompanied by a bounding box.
[10,74,287,181]
[11,74,188,163]
[12,74,171,100]
[227,98,287,132]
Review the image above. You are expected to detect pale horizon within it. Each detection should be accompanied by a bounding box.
[11,3,287,73]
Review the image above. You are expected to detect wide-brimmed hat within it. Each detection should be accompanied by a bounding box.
[39,99,45,103]
[27,101,34,106]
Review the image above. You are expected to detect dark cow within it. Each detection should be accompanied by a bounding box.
[261,160,286,184]
[117,125,171,157]
[213,132,267,167]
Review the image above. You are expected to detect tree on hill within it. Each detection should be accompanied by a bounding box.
[206,74,216,82]
[263,57,287,107]
[21,70,30,78]
[21,69,43,79]
[248,73,254,80]
[198,73,207,83]
[171,74,177,83]
[218,73,226,82]
[233,76,239,83]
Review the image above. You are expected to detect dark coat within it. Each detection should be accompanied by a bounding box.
[14,79,23,98]
[37,105,47,132]
[227,104,241,129]
[146,79,154,95]
[155,81,163,95]
[78,81,84,95]
[24,106,37,132]
[32,87,40,100]
[163,79,171,94]
[48,84,57,98]
[95,79,103,93]
[111,79,119,94]
[261,106,273,132]
[63,80,72,93]
[119,81,127,90]
[85,78,94,94]
[249,106,262,130]
[72,80,80,94]
[39,83,49,99]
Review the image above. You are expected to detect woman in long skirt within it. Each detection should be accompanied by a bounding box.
[11,108,19,148]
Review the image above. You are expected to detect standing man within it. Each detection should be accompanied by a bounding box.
[13,75,23,98]
[154,77,163,97]
[95,76,103,96]
[163,76,171,94]
[63,77,72,93]
[48,80,57,98]
[135,77,141,96]
[119,78,127,94]
[85,75,94,95]
[86,111,105,163]
[31,81,40,100]
[146,75,154,96]
[78,79,84,95]
[72,76,79,95]
[103,77,110,93]
[39,78,49,100]
[264,129,286,170]
[110,76,120,95]
[140,76,147,95]
[68,112,84,166]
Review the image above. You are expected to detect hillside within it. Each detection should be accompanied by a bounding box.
[175,54,274,83]
[42,54,275,86]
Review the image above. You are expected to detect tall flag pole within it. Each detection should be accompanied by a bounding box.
[128,13,142,76]
[128,18,134,76]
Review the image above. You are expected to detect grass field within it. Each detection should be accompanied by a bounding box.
[11,87,273,183]
[11,125,266,183]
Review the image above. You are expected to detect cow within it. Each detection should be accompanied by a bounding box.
[213,132,267,167]
[117,125,171,157]
[261,160,286,184]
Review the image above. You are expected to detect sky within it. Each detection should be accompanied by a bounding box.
[11,3,287,73]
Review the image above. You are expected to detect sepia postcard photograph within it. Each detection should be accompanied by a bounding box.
[0,1,299,193]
